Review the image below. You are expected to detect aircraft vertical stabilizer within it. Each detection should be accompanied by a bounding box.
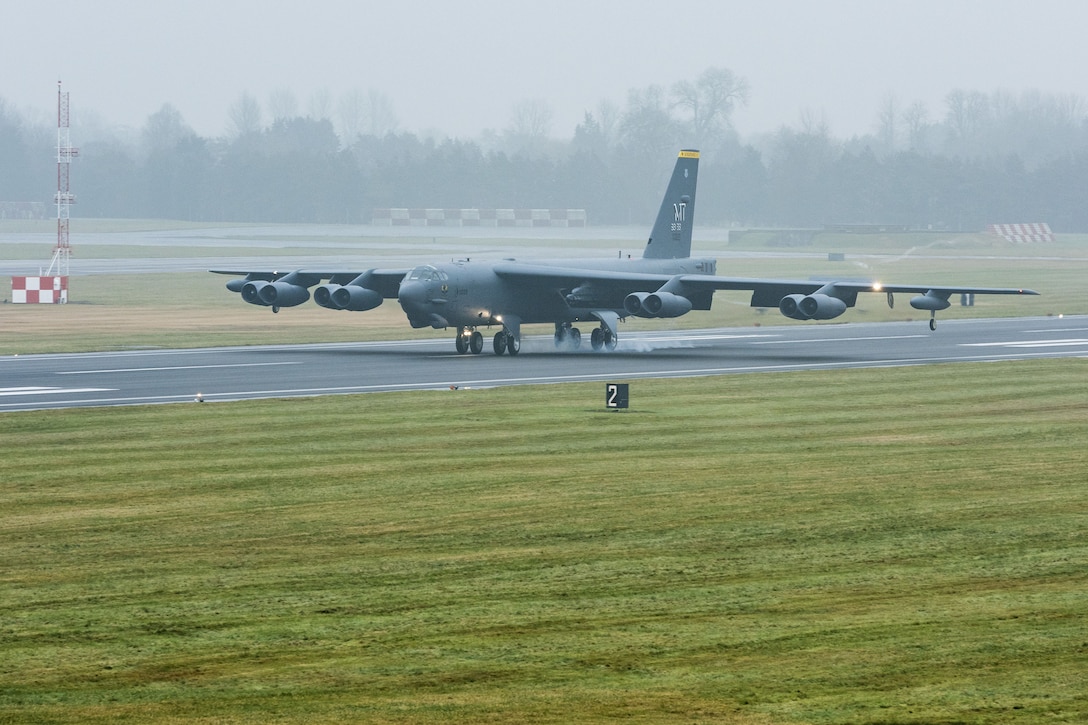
[643,149,699,260]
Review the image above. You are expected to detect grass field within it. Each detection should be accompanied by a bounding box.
[2,360,1086,723]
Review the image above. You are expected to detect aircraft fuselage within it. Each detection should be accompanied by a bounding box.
[397,256,718,330]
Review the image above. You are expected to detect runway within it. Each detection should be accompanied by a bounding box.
[3,316,1085,412]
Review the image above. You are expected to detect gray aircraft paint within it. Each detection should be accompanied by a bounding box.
[214,150,1037,355]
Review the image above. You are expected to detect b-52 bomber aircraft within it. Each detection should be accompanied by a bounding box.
[214,149,1037,355]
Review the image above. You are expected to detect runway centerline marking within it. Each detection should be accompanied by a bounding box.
[57,361,301,375]
[0,386,116,397]
[752,334,928,344]
[961,338,1088,348]
[635,333,775,342]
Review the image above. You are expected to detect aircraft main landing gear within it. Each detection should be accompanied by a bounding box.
[554,323,582,350]
[590,325,617,351]
[555,322,616,352]
[455,327,484,354]
[493,330,520,355]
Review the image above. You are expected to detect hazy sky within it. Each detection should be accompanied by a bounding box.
[3,0,1087,141]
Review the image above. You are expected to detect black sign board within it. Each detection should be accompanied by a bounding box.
[605,383,629,409]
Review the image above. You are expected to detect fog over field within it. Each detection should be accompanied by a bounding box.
[3,0,1087,140]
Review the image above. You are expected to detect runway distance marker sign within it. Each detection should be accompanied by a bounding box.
[606,383,629,410]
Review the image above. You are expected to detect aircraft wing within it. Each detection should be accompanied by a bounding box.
[210,268,409,290]
[492,262,1037,322]
[668,275,1038,306]
[493,263,1036,300]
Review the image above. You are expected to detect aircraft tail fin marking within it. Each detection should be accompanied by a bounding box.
[643,149,699,260]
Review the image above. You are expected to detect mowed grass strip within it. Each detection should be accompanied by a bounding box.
[1,359,1086,724]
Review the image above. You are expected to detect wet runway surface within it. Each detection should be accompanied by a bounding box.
[3,316,1085,412]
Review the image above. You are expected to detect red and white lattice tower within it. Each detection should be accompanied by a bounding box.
[46,80,78,279]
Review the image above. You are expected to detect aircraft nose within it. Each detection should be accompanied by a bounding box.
[398,280,445,328]
[398,280,425,315]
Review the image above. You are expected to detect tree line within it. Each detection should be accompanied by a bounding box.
[3,69,1088,231]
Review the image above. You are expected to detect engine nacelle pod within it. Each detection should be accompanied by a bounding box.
[779,293,808,320]
[313,284,340,309]
[910,293,952,311]
[257,281,310,307]
[241,280,273,306]
[330,285,383,312]
[624,292,654,318]
[643,291,693,318]
[798,293,847,320]
[624,291,693,318]
[780,293,847,320]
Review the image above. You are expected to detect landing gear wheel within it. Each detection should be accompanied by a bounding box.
[591,327,604,351]
[493,331,508,355]
[929,317,937,332]
[272,305,281,314]
[554,324,582,350]
[506,333,520,355]
[604,328,617,351]
[554,326,568,348]
[469,330,484,354]
[455,329,469,354]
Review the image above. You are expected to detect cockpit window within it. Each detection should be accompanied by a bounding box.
[407,265,439,282]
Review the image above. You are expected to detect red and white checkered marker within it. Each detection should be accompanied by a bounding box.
[986,223,1053,243]
[11,276,68,304]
